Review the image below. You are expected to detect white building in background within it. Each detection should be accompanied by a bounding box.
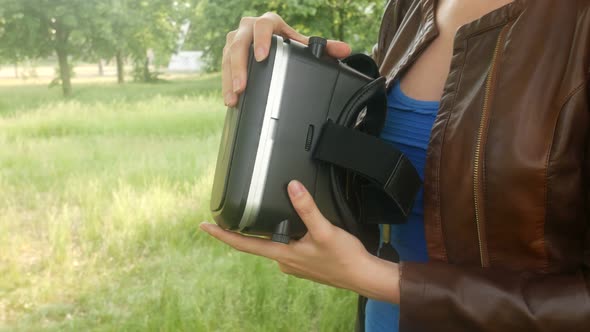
[168,51,204,72]
[168,21,204,72]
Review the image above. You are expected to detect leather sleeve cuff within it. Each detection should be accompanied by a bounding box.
[398,261,590,332]
[398,261,505,331]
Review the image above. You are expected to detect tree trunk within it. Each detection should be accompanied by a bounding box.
[116,51,124,84]
[330,7,338,40]
[56,47,72,97]
[143,57,150,82]
[98,59,104,76]
[337,8,345,42]
[54,21,72,97]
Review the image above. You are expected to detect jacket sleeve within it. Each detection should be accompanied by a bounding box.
[399,162,590,331]
[398,257,590,331]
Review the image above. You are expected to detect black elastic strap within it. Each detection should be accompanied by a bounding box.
[358,183,409,224]
[313,120,422,219]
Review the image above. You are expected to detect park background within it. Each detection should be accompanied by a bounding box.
[0,1,383,331]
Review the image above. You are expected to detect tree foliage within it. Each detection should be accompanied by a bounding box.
[0,0,386,95]
[0,0,106,95]
[88,0,193,83]
[186,0,386,71]
[0,0,191,95]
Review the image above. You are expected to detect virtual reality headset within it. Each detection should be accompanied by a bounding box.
[210,35,421,243]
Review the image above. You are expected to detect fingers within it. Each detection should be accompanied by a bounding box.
[277,21,351,60]
[277,18,308,45]
[287,180,333,240]
[222,16,255,107]
[222,12,307,107]
[254,13,308,61]
[222,30,238,106]
[252,14,276,62]
[222,11,352,109]
[200,223,289,261]
[230,18,255,95]
[325,40,352,59]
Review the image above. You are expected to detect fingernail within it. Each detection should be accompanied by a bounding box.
[233,78,241,93]
[255,47,266,61]
[288,180,305,198]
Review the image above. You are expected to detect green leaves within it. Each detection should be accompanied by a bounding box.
[185,0,385,71]
[0,0,384,92]
[0,0,194,93]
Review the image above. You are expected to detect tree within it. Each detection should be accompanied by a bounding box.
[87,0,191,84]
[185,0,385,71]
[85,0,130,84]
[0,0,112,96]
[0,5,23,78]
[277,0,384,52]
[0,0,191,95]
[125,0,187,82]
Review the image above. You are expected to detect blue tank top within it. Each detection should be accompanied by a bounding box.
[364,80,439,332]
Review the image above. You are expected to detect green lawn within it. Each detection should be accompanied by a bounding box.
[0,75,356,331]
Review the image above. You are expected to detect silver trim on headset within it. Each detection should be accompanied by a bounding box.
[239,36,289,229]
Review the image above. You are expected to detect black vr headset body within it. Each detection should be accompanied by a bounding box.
[210,35,421,244]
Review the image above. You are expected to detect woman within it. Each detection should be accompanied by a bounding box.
[200,0,590,331]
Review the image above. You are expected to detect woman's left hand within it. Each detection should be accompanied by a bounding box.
[200,180,401,304]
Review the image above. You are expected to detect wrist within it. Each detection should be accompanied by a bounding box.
[350,252,401,304]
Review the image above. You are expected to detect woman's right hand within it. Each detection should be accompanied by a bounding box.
[222,12,352,107]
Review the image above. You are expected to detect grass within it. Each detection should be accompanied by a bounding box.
[0,75,356,331]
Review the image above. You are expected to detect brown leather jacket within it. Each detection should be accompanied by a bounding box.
[364,0,590,331]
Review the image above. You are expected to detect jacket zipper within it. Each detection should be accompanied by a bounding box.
[473,23,512,268]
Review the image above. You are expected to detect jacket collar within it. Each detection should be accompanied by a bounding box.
[382,0,527,87]
[418,0,526,41]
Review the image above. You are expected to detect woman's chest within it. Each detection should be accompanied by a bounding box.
[400,0,514,101]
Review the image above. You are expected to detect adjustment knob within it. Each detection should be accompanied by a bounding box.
[308,36,327,58]
[271,219,290,244]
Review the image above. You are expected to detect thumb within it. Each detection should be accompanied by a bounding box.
[287,180,332,236]
[325,40,352,59]
[280,25,350,59]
